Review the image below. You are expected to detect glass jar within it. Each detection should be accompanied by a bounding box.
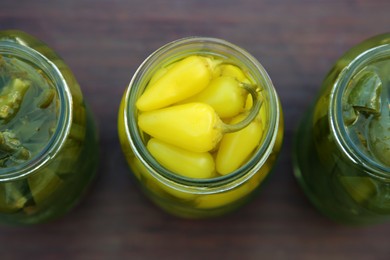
[293,34,390,225]
[0,30,99,225]
[118,37,283,218]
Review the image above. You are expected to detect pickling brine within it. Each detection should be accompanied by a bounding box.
[118,37,283,218]
[0,30,98,225]
[293,33,390,225]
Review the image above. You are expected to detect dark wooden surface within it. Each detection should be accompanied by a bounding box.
[1,1,389,259]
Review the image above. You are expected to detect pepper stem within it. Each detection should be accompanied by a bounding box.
[223,82,263,133]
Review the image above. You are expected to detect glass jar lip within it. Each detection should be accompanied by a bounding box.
[122,36,281,190]
[0,40,72,182]
[330,43,390,180]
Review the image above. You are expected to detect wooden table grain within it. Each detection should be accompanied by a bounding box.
[1,1,389,259]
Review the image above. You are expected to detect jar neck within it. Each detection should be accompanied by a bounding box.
[330,42,390,180]
[0,40,72,182]
[124,37,280,192]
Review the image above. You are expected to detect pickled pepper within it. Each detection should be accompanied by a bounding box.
[147,138,215,179]
[136,55,218,111]
[137,54,264,177]
[216,113,264,175]
[181,76,246,118]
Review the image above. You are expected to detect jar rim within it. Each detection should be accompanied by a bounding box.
[122,37,281,192]
[330,42,390,180]
[0,40,72,182]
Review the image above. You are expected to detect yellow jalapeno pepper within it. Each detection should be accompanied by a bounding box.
[181,76,247,118]
[139,102,222,153]
[215,111,264,175]
[147,63,174,86]
[218,64,251,83]
[136,55,218,111]
[147,138,215,179]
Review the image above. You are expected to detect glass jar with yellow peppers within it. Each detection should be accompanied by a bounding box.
[0,30,99,225]
[293,34,390,225]
[118,37,283,218]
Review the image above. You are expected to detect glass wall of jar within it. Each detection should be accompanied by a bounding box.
[118,37,283,218]
[0,30,99,225]
[293,34,390,225]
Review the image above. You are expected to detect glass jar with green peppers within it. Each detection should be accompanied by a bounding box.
[118,37,283,218]
[293,33,390,225]
[0,30,99,225]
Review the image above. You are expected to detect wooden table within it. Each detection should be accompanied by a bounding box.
[1,1,389,259]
